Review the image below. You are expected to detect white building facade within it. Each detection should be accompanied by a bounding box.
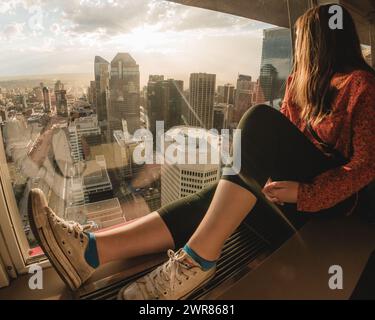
[161,126,221,206]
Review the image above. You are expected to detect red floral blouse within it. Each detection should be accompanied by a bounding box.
[281,70,375,212]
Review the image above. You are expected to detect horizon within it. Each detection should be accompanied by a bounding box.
[0,68,257,89]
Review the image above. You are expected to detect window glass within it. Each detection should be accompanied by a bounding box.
[362,45,372,66]
[0,0,292,256]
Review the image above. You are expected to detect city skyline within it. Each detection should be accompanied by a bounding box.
[0,0,272,87]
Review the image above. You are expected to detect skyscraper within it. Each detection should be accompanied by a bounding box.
[233,74,256,123]
[167,79,184,128]
[42,87,51,113]
[189,73,216,129]
[107,53,140,140]
[54,80,68,117]
[147,76,184,138]
[258,27,292,108]
[218,84,235,105]
[213,103,232,131]
[55,80,64,91]
[88,81,96,106]
[33,86,44,102]
[258,63,280,106]
[94,56,110,123]
[147,75,165,138]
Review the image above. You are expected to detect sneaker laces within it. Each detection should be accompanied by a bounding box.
[149,249,197,297]
[47,209,92,243]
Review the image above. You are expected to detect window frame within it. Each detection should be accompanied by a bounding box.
[0,0,339,279]
[0,129,51,275]
[0,256,10,288]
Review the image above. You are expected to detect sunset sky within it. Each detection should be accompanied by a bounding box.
[0,0,273,86]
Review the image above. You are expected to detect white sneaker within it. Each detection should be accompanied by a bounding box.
[28,188,95,291]
[118,249,216,300]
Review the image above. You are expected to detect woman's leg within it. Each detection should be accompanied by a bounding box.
[28,178,217,291]
[187,180,256,261]
[95,212,174,265]
[29,187,213,290]
[95,182,220,264]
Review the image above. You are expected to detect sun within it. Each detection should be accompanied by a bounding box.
[116,25,176,53]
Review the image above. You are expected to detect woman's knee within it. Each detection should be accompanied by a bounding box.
[238,104,279,131]
[233,104,286,159]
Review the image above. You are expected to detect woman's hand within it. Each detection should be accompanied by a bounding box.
[262,180,299,205]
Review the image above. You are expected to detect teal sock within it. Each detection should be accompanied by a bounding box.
[183,244,216,271]
[84,232,99,268]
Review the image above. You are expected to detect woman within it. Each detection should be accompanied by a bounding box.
[29,4,375,300]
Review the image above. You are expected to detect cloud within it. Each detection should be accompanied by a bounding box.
[0,0,21,13]
[1,0,266,42]
[0,0,272,85]
[29,37,56,52]
[0,0,41,13]
[1,22,25,40]
[44,0,150,35]
[146,1,255,32]
[31,0,259,36]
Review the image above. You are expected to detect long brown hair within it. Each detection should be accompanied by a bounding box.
[289,4,373,125]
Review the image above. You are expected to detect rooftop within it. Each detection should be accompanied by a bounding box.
[65,197,122,220]
[111,52,137,66]
[94,56,109,64]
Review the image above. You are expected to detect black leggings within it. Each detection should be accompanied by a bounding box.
[158,105,349,248]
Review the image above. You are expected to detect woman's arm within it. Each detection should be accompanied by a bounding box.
[297,76,375,212]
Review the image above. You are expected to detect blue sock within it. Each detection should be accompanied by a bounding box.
[84,232,99,268]
[183,244,216,271]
